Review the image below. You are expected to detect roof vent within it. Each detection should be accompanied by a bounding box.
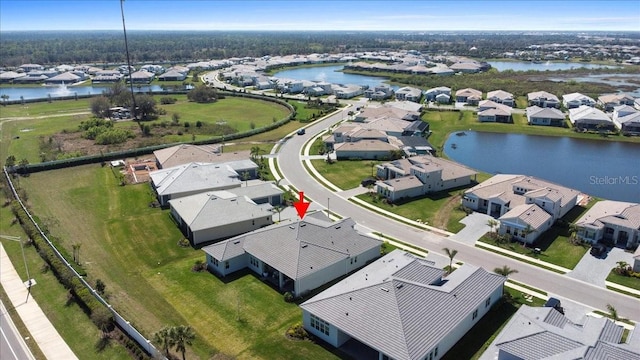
[300,223,306,227]
[380,287,389,292]
[289,225,295,229]
[301,244,308,248]
[396,284,404,289]
[334,226,341,229]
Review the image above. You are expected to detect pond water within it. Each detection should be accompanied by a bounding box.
[0,84,168,101]
[273,65,399,90]
[444,131,640,202]
[487,61,618,72]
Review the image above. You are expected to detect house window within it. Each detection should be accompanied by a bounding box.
[434,347,438,357]
[310,314,330,336]
[225,261,230,269]
[485,297,491,308]
[354,256,358,263]
[213,258,219,266]
[472,309,478,320]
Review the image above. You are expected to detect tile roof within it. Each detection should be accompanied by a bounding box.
[480,305,637,360]
[204,218,381,280]
[526,105,566,120]
[150,162,242,197]
[302,250,505,360]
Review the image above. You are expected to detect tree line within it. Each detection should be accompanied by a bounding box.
[2,30,639,67]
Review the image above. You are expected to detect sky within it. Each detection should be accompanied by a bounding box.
[0,0,639,32]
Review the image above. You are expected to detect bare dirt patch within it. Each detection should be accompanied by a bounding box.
[433,194,461,229]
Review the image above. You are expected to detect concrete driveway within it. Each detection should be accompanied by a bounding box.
[566,247,634,287]
[449,212,493,245]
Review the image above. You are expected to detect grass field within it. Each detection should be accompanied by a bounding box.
[13,165,339,360]
[0,95,291,163]
[311,159,381,190]
[607,271,640,291]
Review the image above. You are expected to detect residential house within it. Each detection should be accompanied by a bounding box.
[92,70,123,83]
[463,174,579,244]
[127,70,155,84]
[301,249,505,360]
[435,93,451,104]
[569,105,618,131]
[158,69,187,81]
[19,63,44,72]
[44,72,81,85]
[202,216,382,296]
[376,155,478,202]
[613,105,640,135]
[334,140,398,160]
[364,84,394,100]
[424,86,451,102]
[477,100,512,123]
[395,86,422,102]
[598,93,636,111]
[333,84,365,99]
[149,161,258,206]
[480,305,639,360]
[153,144,250,169]
[455,88,482,105]
[170,184,282,245]
[527,91,560,108]
[575,200,640,248]
[526,106,566,126]
[449,61,483,73]
[562,92,596,109]
[486,90,515,107]
[0,71,27,83]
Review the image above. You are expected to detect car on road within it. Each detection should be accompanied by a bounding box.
[297,129,306,135]
[590,243,606,257]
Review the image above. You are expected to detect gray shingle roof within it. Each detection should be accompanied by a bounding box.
[301,250,505,360]
[150,162,242,197]
[204,217,381,280]
[480,305,638,360]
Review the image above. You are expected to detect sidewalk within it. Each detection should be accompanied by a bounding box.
[0,244,78,360]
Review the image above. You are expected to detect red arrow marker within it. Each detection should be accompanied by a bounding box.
[293,191,310,219]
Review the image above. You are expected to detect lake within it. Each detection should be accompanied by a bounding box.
[444,131,640,202]
[0,84,167,101]
[487,61,618,72]
[273,65,398,90]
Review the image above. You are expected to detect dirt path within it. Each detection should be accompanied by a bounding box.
[432,193,461,230]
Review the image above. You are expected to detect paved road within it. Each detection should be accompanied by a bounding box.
[276,107,640,321]
[1,300,35,360]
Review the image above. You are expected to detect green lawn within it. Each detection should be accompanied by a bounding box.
[607,271,640,291]
[11,165,339,360]
[311,159,381,190]
[1,95,291,164]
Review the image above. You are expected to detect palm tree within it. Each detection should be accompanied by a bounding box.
[443,247,458,274]
[170,325,196,360]
[273,205,284,222]
[615,261,631,276]
[521,224,535,242]
[152,326,173,357]
[486,219,498,233]
[250,146,262,161]
[494,265,518,278]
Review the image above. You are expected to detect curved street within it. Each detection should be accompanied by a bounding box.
[275,105,640,321]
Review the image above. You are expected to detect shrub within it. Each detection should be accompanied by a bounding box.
[160,96,177,105]
[283,291,294,302]
[285,323,309,340]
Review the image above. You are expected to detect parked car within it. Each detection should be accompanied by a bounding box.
[361,177,377,187]
[590,243,606,257]
[297,128,306,135]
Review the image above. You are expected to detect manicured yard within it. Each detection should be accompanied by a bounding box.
[607,271,640,291]
[311,159,382,190]
[12,165,339,360]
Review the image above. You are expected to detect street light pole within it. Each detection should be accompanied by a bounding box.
[327,197,330,221]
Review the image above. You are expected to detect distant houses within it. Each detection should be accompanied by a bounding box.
[202,217,382,297]
[527,91,560,108]
[424,86,451,103]
[574,200,640,249]
[569,105,618,131]
[598,93,636,112]
[376,155,478,202]
[486,90,515,107]
[562,92,596,109]
[455,88,482,105]
[526,106,566,126]
[477,100,512,123]
[301,249,505,360]
[463,174,580,244]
